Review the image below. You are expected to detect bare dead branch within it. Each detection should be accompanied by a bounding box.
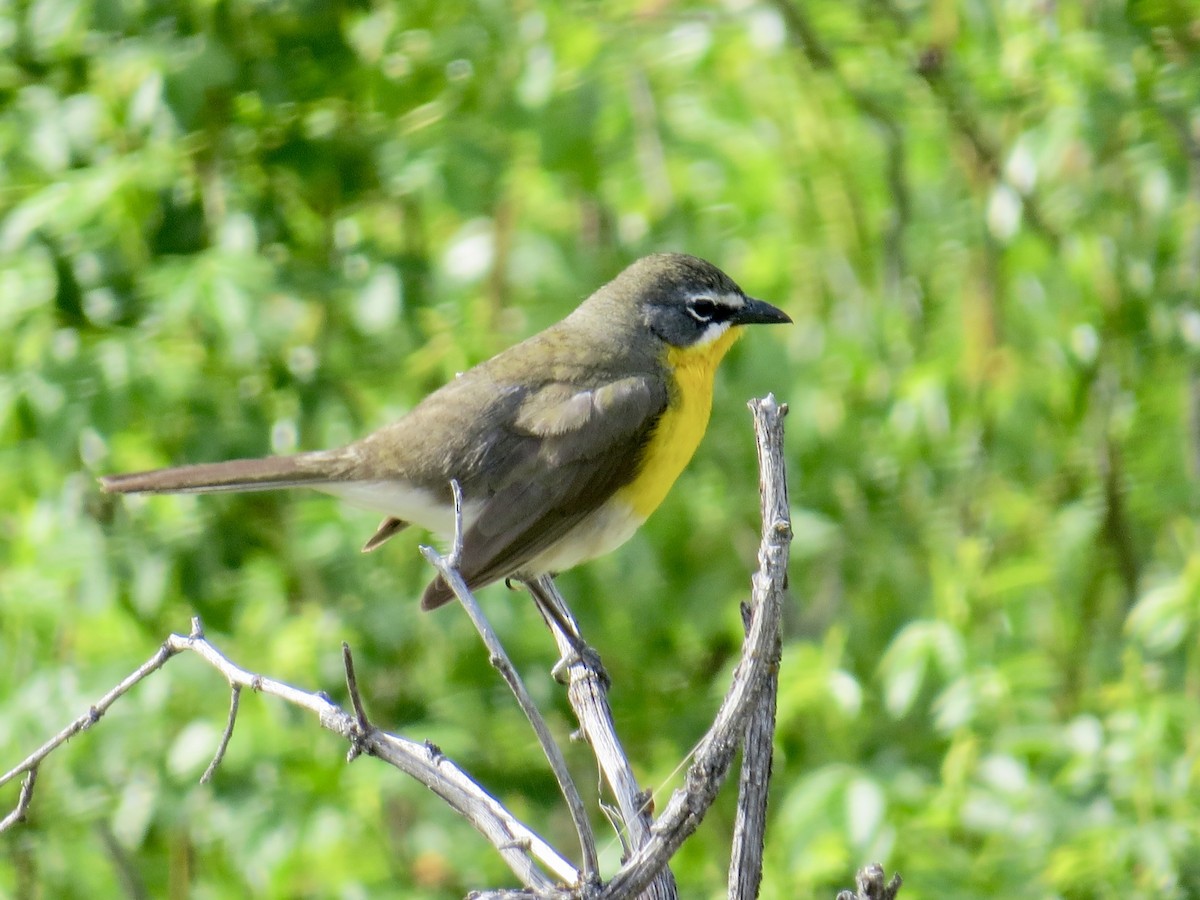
[526,577,651,842]
[729,625,784,898]
[728,396,791,898]
[1,618,576,890]
[728,666,779,900]
[525,576,678,900]
[180,625,579,889]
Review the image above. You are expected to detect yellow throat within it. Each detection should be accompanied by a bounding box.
[618,326,745,517]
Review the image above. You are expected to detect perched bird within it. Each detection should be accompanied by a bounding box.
[101,253,790,609]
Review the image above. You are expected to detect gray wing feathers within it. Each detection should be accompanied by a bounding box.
[421,375,666,609]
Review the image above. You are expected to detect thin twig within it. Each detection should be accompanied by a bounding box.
[422,480,601,888]
[1,636,184,796]
[526,576,678,900]
[341,642,370,762]
[343,643,368,726]
[527,578,647,841]
[200,686,241,784]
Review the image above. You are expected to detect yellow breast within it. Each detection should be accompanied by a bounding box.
[618,327,744,518]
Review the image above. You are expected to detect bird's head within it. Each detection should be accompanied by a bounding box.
[599,253,791,355]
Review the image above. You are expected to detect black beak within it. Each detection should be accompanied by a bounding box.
[732,296,792,326]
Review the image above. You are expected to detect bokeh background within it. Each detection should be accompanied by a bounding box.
[3,1,1200,897]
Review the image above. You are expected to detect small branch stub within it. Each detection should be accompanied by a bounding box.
[836,863,903,900]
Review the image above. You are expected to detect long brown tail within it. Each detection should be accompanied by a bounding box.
[99,451,340,495]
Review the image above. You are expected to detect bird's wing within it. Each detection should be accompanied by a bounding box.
[421,374,668,609]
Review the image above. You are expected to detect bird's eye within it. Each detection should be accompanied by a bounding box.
[687,298,718,323]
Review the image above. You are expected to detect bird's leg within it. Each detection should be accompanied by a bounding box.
[521,577,609,687]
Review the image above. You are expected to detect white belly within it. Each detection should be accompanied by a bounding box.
[318,481,483,534]
[523,499,646,576]
[321,481,642,578]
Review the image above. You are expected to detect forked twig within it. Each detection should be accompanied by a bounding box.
[1,618,576,890]
[524,575,676,900]
[421,480,602,888]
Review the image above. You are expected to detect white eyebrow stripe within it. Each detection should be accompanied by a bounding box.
[686,291,745,308]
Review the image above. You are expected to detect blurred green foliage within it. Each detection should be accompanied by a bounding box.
[3,0,1200,897]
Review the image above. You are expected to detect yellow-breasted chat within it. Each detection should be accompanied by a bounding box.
[100,253,791,609]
